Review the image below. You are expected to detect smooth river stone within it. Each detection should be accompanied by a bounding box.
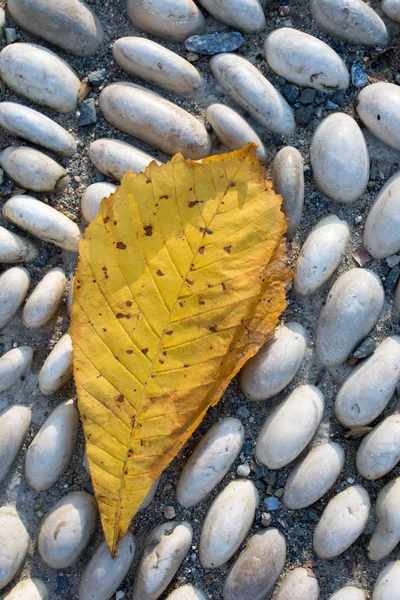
[89,138,160,181]
[0,227,38,264]
[7,0,104,57]
[294,215,350,296]
[0,102,76,157]
[329,588,366,600]
[0,405,31,485]
[0,43,81,113]
[283,442,345,509]
[2,578,49,600]
[132,522,192,600]
[315,268,384,367]
[0,347,33,393]
[127,0,205,42]
[25,399,79,491]
[0,506,29,590]
[113,37,203,94]
[335,336,400,427]
[363,171,400,258]
[3,195,82,252]
[166,587,206,600]
[313,485,370,558]
[176,417,244,507]
[79,533,136,600]
[210,53,295,136]
[310,0,389,46]
[356,83,400,152]
[368,477,400,561]
[356,414,400,480]
[81,182,117,223]
[223,528,286,600]
[199,479,259,569]
[255,384,324,469]
[196,0,265,33]
[240,322,307,401]
[38,491,97,568]
[265,28,349,92]
[271,146,304,234]
[274,567,319,600]
[99,83,211,159]
[206,104,266,162]
[0,267,30,328]
[310,113,369,203]
[373,561,400,600]
[23,268,67,330]
[39,333,73,396]
[383,0,400,22]
[0,146,68,193]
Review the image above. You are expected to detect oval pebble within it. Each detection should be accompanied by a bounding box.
[335,336,400,428]
[0,346,33,393]
[373,561,400,600]
[38,333,73,395]
[0,506,29,590]
[356,414,400,480]
[0,146,68,193]
[132,522,192,600]
[25,399,79,491]
[310,113,369,203]
[0,267,30,329]
[199,479,259,569]
[0,102,76,157]
[99,83,211,159]
[127,0,205,41]
[113,37,203,94]
[89,138,160,181]
[210,53,295,136]
[363,171,400,259]
[310,0,389,46]
[368,477,400,561]
[223,528,286,600]
[316,268,384,367]
[274,567,319,600]
[38,491,97,569]
[197,0,265,33]
[265,28,349,92]
[81,182,117,223]
[0,405,31,485]
[356,83,400,152]
[166,587,206,600]
[3,195,82,252]
[313,485,370,558]
[240,322,308,401]
[382,0,400,22]
[176,418,244,507]
[79,533,136,600]
[283,442,345,510]
[294,215,350,296]
[328,588,366,600]
[23,268,67,330]
[206,104,266,162]
[0,43,81,113]
[0,226,38,264]
[271,146,304,234]
[2,578,48,600]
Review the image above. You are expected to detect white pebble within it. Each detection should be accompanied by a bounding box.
[271,146,304,234]
[166,587,206,600]
[81,182,117,223]
[132,522,192,600]
[176,418,244,507]
[0,226,38,264]
[38,333,73,395]
[313,485,370,558]
[0,346,33,393]
[356,83,400,152]
[0,43,81,113]
[0,267,30,328]
[127,0,205,41]
[0,146,68,193]
[0,405,31,485]
[3,195,82,252]
[89,138,160,181]
[316,269,384,366]
[283,442,345,509]
[368,477,400,561]
[328,587,366,600]
[356,414,400,480]
[0,506,29,591]
[25,399,79,491]
[210,53,295,136]
[382,0,400,22]
[199,479,259,568]
[240,322,307,401]
[373,561,400,600]
[274,567,319,600]
[335,336,400,427]
[22,268,67,330]
[2,578,48,600]
[363,171,400,258]
[197,0,265,33]
[99,83,211,159]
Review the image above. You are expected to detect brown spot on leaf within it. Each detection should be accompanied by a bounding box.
[159,359,164,364]
[141,348,149,355]
[222,282,227,291]
[116,395,124,404]
[186,279,194,286]
[159,194,169,199]
[209,326,217,333]
[223,245,232,254]
[104,216,110,224]
[102,328,107,332]
[189,200,199,208]
[166,330,173,335]
[125,301,132,307]
[116,313,131,319]
[116,242,127,250]
[156,269,164,277]
[126,350,133,355]
[184,364,189,368]
[199,246,205,255]
[143,225,153,236]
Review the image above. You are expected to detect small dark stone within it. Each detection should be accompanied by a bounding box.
[353,337,376,359]
[275,76,287,87]
[325,99,339,111]
[236,406,250,419]
[88,68,108,86]
[242,443,252,456]
[384,265,400,291]
[281,83,300,104]
[252,463,269,479]
[34,245,52,268]
[305,509,319,522]
[295,105,313,126]
[78,98,97,127]
[331,90,346,106]
[351,64,369,88]
[185,32,244,55]
[299,88,316,105]
[315,90,326,105]
[263,496,280,511]
[263,471,277,486]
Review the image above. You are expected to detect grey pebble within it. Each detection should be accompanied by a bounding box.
[296,106,314,126]
[353,337,376,358]
[185,32,244,55]
[237,463,250,477]
[263,496,280,511]
[5,29,17,44]
[281,84,300,104]
[299,88,316,105]
[351,64,369,88]
[88,69,108,86]
[78,98,97,127]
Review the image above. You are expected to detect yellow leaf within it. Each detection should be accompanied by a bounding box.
[70,143,290,555]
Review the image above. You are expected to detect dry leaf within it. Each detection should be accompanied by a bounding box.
[352,247,372,267]
[345,426,373,439]
[70,144,290,555]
